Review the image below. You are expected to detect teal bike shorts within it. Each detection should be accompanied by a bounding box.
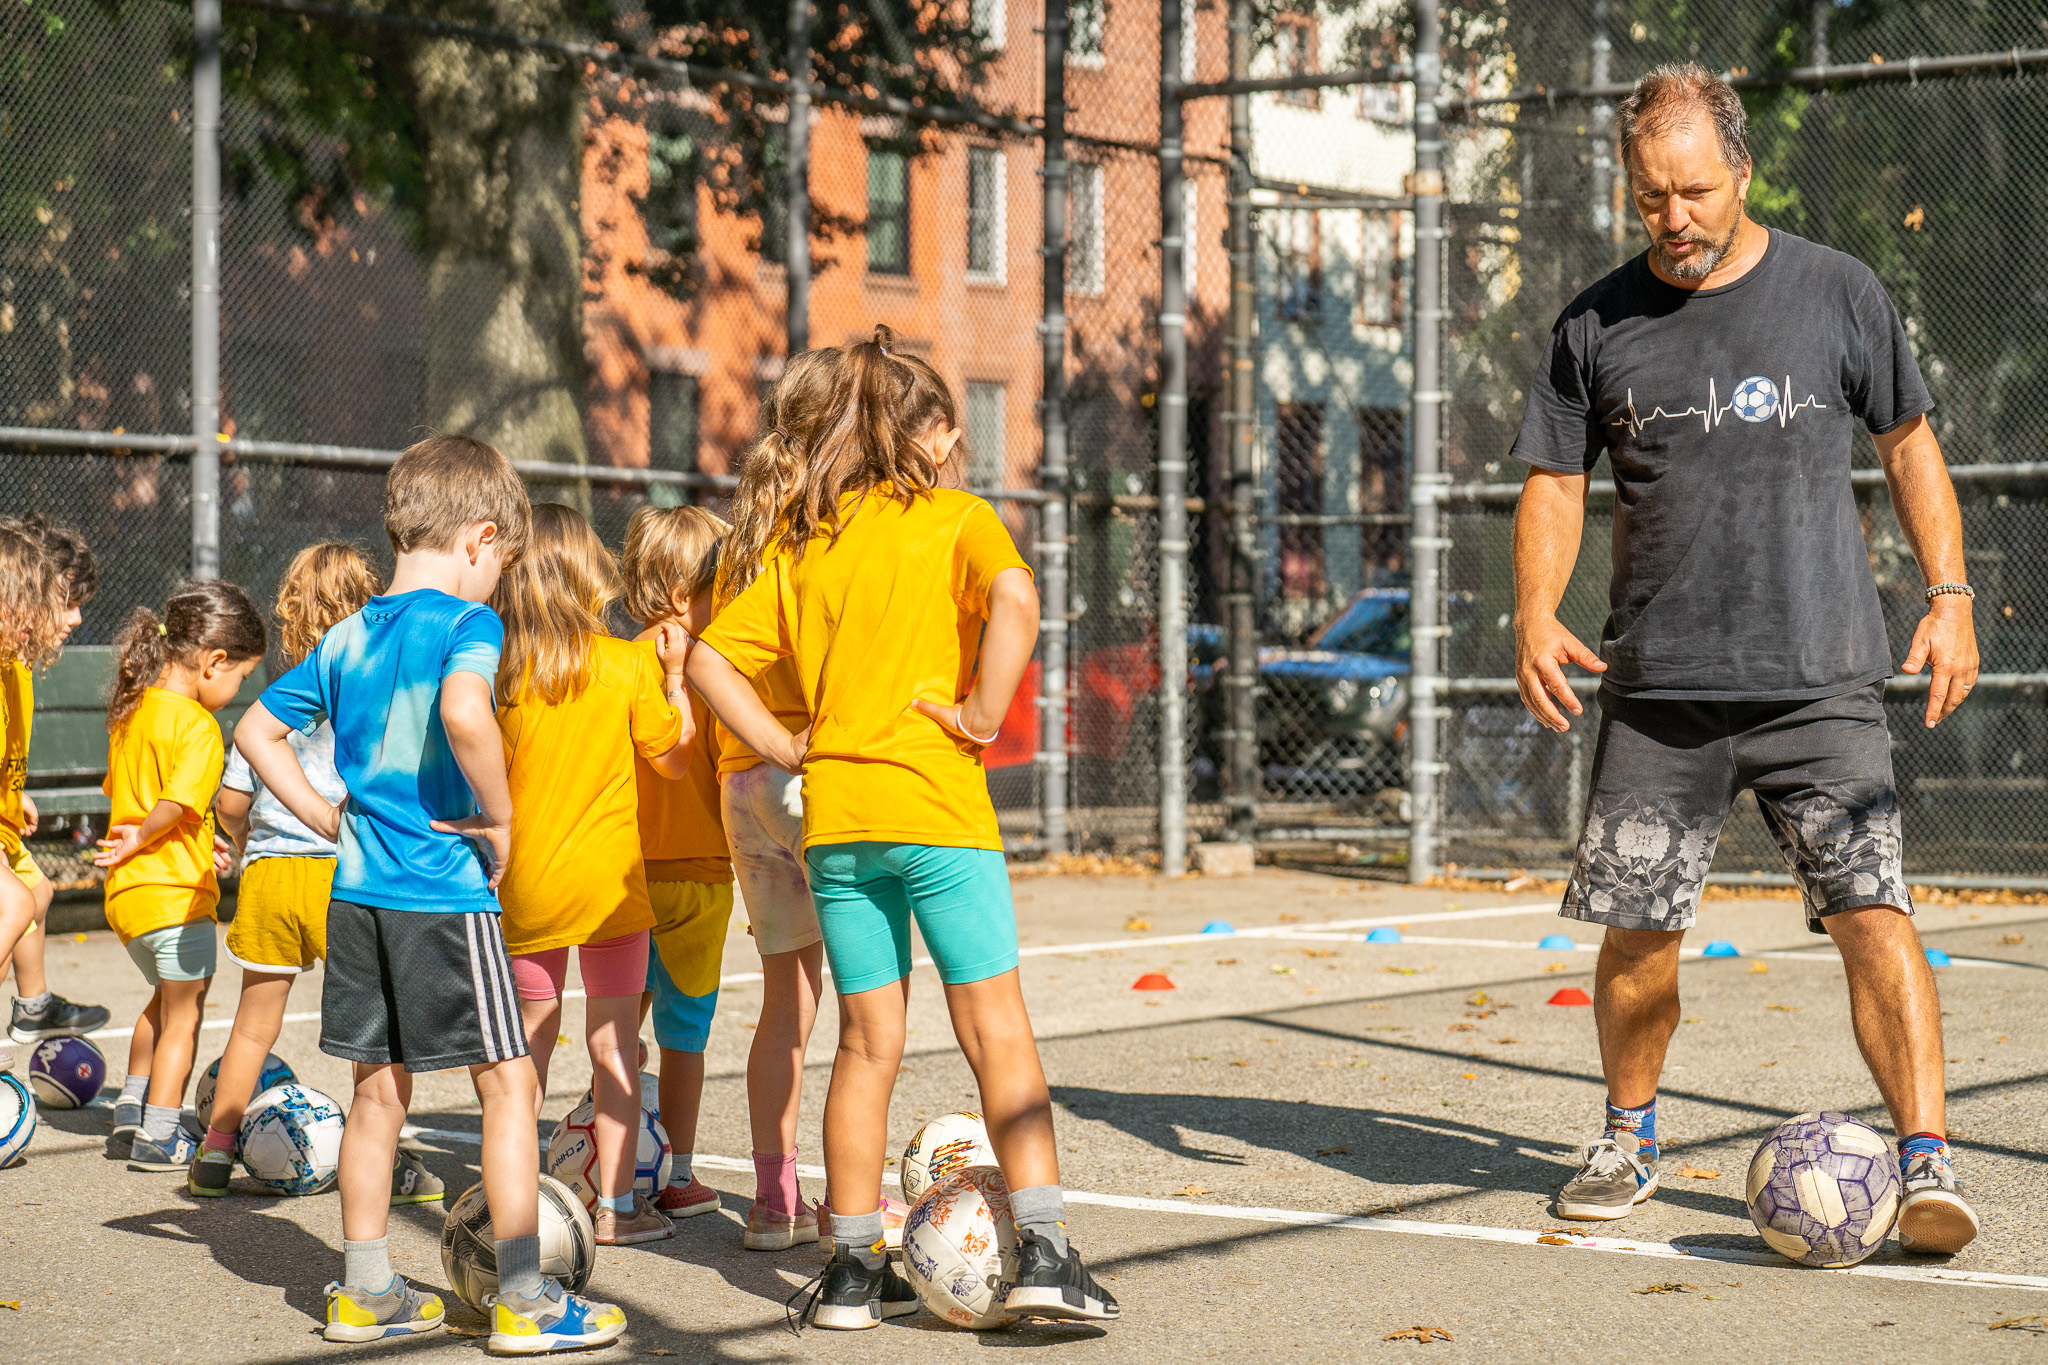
[803,842,1019,995]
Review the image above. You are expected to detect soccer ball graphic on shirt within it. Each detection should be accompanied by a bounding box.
[1729,375,1781,423]
[1745,1111,1901,1267]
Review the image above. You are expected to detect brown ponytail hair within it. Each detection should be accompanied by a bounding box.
[275,542,382,665]
[491,503,619,707]
[107,580,269,731]
[772,324,961,562]
[716,346,846,606]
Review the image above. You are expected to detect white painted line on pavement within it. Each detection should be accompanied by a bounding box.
[1280,933,2021,969]
[392,1131,2048,1295]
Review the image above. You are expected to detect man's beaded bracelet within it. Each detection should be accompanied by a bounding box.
[1925,582,1975,602]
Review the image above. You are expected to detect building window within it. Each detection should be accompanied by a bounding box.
[1275,402,1326,601]
[1274,14,1318,107]
[1358,210,1401,326]
[967,145,1006,283]
[971,0,1005,49]
[1068,161,1104,295]
[1358,406,1405,580]
[866,149,910,274]
[1271,211,1321,322]
[1068,0,1103,63]
[965,381,1006,490]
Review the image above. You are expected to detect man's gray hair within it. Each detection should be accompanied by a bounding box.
[1617,62,1751,175]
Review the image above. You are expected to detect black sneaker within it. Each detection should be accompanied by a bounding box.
[1002,1229,1120,1322]
[786,1248,920,1331]
[9,993,112,1043]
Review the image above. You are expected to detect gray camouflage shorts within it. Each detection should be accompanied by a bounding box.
[1562,682,1911,934]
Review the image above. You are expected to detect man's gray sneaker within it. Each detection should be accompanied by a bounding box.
[1555,1133,1660,1221]
[1898,1151,1978,1255]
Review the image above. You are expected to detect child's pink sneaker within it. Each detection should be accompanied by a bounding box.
[653,1177,722,1219]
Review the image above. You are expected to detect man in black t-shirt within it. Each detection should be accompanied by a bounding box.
[1510,63,1980,1251]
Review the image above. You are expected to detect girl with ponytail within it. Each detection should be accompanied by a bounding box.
[94,579,268,1172]
[691,326,1120,1329]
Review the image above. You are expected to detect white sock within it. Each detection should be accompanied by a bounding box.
[669,1152,693,1185]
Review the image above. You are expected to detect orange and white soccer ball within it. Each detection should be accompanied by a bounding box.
[901,1165,1019,1330]
[900,1110,996,1203]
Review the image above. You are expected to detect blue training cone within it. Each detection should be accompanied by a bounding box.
[1701,940,1740,958]
[1202,920,1235,935]
[1925,948,1952,967]
[1538,933,1577,951]
[1365,927,1402,944]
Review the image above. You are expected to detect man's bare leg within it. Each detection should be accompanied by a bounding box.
[1556,926,1684,1221]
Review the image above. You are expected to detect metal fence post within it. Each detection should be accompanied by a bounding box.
[1224,0,1259,844]
[1157,0,1190,875]
[191,0,222,580]
[1407,1,1445,883]
[785,0,811,353]
[1038,3,1072,856]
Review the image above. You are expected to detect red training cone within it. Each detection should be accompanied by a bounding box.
[1547,987,1592,1007]
[1133,973,1177,991]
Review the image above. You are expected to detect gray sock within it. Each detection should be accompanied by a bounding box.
[831,1209,886,1269]
[142,1103,180,1144]
[343,1237,393,1293]
[1009,1184,1069,1256]
[119,1075,149,1107]
[18,991,52,1012]
[669,1151,693,1184]
[495,1235,550,1303]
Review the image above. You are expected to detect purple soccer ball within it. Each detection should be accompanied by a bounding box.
[1745,1111,1901,1268]
[27,1035,107,1110]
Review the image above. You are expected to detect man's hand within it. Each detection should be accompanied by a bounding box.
[1900,596,1979,728]
[430,812,512,891]
[20,793,37,837]
[1514,613,1608,732]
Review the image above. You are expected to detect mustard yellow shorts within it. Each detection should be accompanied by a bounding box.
[644,880,734,1052]
[1,837,43,892]
[223,856,333,974]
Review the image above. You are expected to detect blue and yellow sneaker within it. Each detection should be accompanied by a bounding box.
[484,1284,627,1355]
[323,1277,446,1342]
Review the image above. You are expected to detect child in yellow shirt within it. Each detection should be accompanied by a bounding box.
[93,580,267,1171]
[493,504,691,1247]
[620,506,738,1224]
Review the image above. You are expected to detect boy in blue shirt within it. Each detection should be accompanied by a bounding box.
[237,435,626,1354]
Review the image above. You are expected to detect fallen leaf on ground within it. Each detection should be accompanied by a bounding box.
[73,933,87,942]
[1466,991,1490,1006]
[1703,1294,1725,1301]
[1544,963,1568,973]
[1187,1055,1211,1061]
[1636,1283,1697,1295]
[1173,1185,1215,1198]
[1536,1235,1573,1246]
[1494,1037,1519,1044]
[444,1327,484,1338]
[1447,1023,1476,1032]
[1465,1008,1498,1019]
[1748,962,1769,974]
[1677,1165,1721,1179]
[1271,965,1294,975]
[556,1034,570,1045]
[1317,1145,1352,1156]
[1384,1326,1454,1343]
[1767,1003,1802,1011]
[645,1351,678,1357]
[1989,1316,2048,1333]
[1280,913,1301,923]
[1383,966,1417,975]
[1215,957,1239,965]
[1759,1061,1779,1068]
[1683,1016,1702,1023]
[1461,1072,1477,1079]
[1300,948,1339,958]
[0,1301,18,1310]
[1124,917,1153,931]
[1229,1059,1250,1067]
[1365,1204,1403,1216]
[1998,933,2025,946]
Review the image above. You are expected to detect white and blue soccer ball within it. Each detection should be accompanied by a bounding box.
[902,1165,1019,1330]
[543,1094,672,1208]
[1730,374,1781,423]
[27,1035,106,1109]
[195,1052,295,1131]
[0,1072,37,1168]
[1746,1111,1901,1267]
[239,1082,346,1195]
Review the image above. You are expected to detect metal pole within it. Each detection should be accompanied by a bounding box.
[1224,0,1259,843]
[785,0,811,353]
[1158,0,1189,875]
[1407,1,1446,883]
[191,0,222,580]
[1808,0,1832,245]
[1588,0,1614,246]
[1038,2,1072,855]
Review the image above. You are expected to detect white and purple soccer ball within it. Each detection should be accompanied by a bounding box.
[1746,1111,1900,1267]
[27,1035,106,1109]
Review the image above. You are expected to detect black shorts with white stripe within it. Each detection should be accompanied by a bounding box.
[319,900,530,1073]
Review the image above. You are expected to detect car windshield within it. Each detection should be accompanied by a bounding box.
[1315,598,1410,657]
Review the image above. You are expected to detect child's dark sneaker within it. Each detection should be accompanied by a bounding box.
[654,1176,721,1219]
[1001,1229,1120,1322]
[788,1246,920,1331]
[485,1285,626,1354]
[389,1148,444,1205]
[323,1277,446,1342]
[126,1127,199,1172]
[8,993,111,1043]
[188,1146,234,1197]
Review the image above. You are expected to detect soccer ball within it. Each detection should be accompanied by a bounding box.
[901,1166,1019,1330]
[1730,374,1780,423]
[543,1094,672,1208]
[901,1111,996,1204]
[195,1052,295,1131]
[0,1072,36,1168]
[238,1082,346,1195]
[1746,1111,1901,1267]
[27,1036,106,1109]
[440,1175,597,1313]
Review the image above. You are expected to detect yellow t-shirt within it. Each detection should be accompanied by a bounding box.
[713,654,808,778]
[102,688,225,942]
[0,661,29,852]
[636,640,731,885]
[699,487,1031,852]
[496,634,682,957]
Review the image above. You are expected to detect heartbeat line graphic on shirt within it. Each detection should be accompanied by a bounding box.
[1611,375,1828,436]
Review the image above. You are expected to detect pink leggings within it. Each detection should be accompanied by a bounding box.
[510,930,651,1002]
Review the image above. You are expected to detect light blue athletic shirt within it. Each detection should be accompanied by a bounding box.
[258,589,503,913]
[220,717,346,861]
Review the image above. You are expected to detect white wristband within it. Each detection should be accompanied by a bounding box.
[955,708,1000,745]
